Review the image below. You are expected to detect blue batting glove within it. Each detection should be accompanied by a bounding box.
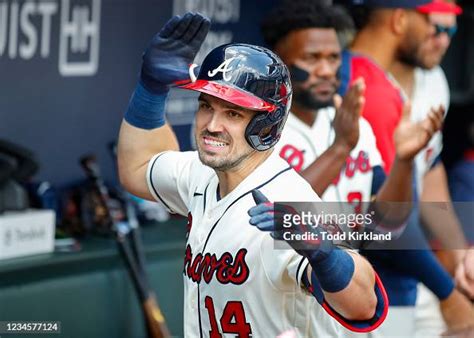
[248,189,333,261]
[125,13,210,130]
[249,189,355,294]
[140,12,211,94]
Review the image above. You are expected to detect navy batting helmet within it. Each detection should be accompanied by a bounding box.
[179,43,292,151]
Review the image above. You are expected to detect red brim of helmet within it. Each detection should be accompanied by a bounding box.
[179,80,277,112]
[417,1,463,15]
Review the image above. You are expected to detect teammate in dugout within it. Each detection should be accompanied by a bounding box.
[258,1,472,336]
[389,0,474,289]
[262,0,443,211]
[336,0,474,335]
[388,1,474,335]
[118,12,388,337]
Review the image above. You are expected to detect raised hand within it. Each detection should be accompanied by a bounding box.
[248,190,333,261]
[394,103,444,161]
[248,190,359,297]
[332,77,365,152]
[140,12,211,94]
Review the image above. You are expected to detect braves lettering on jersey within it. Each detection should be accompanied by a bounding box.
[411,66,449,195]
[275,108,383,205]
[339,50,405,174]
[147,150,385,337]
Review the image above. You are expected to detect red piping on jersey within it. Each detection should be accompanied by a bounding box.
[321,272,389,333]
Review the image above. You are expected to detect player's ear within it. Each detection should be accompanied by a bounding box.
[391,8,409,36]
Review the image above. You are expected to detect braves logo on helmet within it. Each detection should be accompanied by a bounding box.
[208,56,239,82]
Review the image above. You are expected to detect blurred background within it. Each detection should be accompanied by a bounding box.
[0,0,472,337]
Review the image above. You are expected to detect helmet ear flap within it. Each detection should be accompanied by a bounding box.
[245,112,269,151]
[245,107,285,151]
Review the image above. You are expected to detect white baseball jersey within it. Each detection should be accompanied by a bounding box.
[275,108,383,205]
[410,66,450,196]
[146,150,355,337]
[410,67,450,338]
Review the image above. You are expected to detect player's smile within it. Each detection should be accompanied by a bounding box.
[202,135,229,151]
[199,129,233,157]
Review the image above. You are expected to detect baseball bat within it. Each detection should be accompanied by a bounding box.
[79,155,170,338]
[108,143,149,283]
[107,144,166,337]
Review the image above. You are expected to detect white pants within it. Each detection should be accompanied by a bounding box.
[341,307,415,338]
[415,283,446,338]
[341,284,446,338]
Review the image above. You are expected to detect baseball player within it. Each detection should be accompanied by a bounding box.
[261,0,445,230]
[337,0,474,335]
[260,1,469,337]
[389,1,474,335]
[117,12,388,337]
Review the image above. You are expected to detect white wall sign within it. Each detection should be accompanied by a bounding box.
[0,0,101,77]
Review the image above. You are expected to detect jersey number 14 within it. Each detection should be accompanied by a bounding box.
[205,296,252,337]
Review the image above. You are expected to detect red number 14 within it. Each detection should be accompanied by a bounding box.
[205,296,252,337]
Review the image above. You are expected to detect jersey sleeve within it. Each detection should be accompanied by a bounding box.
[437,66,450,114]
[146,151,207,216]
[360,118,383,169]
[299,248,388,332]
[359,118,386,196]
[371,165,386,196]
[414,67,449,179]
[317,270,389,333]
[259,232,310,292]
[428,132,444,167]
[427,67,449,167]
[257,173,322,292]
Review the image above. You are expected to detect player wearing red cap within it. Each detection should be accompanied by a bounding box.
[389,1,474,335]
[339,0,473,336]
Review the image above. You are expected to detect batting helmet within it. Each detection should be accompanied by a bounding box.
[179,43,292,151]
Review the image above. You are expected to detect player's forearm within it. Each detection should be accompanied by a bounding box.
[117,120,178,199]
[420,163,468,250]
[420,207,467,249]
[376,156,413,202]
[117,12,209,199]
[301,142,351,196]
[118,69,179,199]
[372,157,413,226]
[319,252,377,320]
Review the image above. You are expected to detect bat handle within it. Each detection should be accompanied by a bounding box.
[143,295,171,338]
[131,227,148,278]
